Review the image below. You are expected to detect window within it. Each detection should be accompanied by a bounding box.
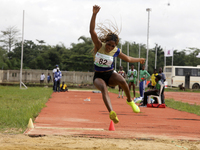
[184,69,191,76]
[191,69,198,76]
[165,68,172,72]
[198,69,200,76]
[175,68,200,76]
[12,73,17,77]
[175,68,184,76]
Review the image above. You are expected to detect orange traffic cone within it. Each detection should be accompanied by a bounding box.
[109,121,115,131]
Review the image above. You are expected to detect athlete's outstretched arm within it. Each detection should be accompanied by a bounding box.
[89,5,102,52]
[118,52,145,64]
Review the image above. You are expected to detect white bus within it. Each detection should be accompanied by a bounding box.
[164,65,200,89]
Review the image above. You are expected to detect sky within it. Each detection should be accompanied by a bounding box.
[0,0,200,51]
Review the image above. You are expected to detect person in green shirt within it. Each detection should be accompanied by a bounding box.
[127,65,137,98]
[139,65,150,99]
[139,75,163,107]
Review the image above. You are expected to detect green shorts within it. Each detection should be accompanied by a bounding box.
[128,79,136,84]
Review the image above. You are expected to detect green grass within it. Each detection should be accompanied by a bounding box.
[165,99,200,116]
[108,87,141,98]
[0,86,52,133]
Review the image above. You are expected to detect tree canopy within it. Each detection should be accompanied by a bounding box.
[0,26,20,52]
[0,28,200,74]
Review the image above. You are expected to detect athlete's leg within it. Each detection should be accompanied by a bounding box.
[108,72,132,102]
[121,87,124,98]
[133,83,136,98]
[118,85,121,98]
[93,78,112,112]
[94,77,119,123]
[128,82,131,93]
[109,72,140,113]
[139,81,143,97]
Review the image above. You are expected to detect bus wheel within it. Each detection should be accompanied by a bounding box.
[192,83,200,89]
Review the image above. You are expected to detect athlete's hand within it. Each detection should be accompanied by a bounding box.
[93,5,100,14]
[140,58,145,64]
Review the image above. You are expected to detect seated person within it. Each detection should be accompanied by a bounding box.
[139,75,164,107]
[147,81,152,89]
[60,82,68,92]
[179,83,185,91]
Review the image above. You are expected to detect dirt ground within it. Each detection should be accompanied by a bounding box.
[0,133,200,150]
[1,90,200,150]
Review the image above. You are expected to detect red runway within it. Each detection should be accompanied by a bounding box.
[25,90,200,140]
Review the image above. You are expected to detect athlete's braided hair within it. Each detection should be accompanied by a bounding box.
[96,20,120,45]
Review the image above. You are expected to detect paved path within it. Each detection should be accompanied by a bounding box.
[25,91,200,140]
[165,91,200,105]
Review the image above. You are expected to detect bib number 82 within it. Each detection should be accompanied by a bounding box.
[99,58,108,65]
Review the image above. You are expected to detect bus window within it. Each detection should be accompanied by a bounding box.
[184,69,191,76]
[176,68,184,76]
[165,68,172,72]
[191,69,198,76]
[198,69,200,76]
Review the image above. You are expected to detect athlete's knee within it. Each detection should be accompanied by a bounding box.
[118,79,126,87]
[94,82,106,91]
[99,84,107,91]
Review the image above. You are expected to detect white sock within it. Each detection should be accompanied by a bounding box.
[119,91,120,96]
[122,91,124,96]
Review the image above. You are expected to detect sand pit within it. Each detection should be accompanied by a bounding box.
[0,133,200,150]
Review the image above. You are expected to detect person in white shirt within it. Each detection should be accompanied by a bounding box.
[40,73,45,84]
[52,65,59,90]
[127,65,137,99]
[54,69,62,92]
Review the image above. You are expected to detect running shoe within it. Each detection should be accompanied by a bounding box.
[117,96,120,98]
[127,100,140,113]
[109,111,119,124]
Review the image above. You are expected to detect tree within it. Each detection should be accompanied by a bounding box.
[0,46,8,69]
[36,39,46,45]
[0,26,20,52]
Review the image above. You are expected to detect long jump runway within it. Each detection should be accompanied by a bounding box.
[25,90,200,140]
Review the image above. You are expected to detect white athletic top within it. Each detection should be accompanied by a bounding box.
[40,74,45,80]
[53,67,60,73]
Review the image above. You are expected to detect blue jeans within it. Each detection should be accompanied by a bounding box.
[139,80,146,97]
[54,80,60,92]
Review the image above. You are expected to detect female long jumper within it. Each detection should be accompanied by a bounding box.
[90,5,145,124]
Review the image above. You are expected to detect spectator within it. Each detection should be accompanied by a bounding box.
[117,66,126,98]
[54,69,62,92]
[40,73,45,84]
[60,82,68,92]
[139,75,164,107]
[53,65,59,90]
[178,83,185,91]
[158,67,166,84]
[127,65,137,99]
[150,69,158,89]
[158,67,166,102]
[47,73,51,84]
[139,65,150,99]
